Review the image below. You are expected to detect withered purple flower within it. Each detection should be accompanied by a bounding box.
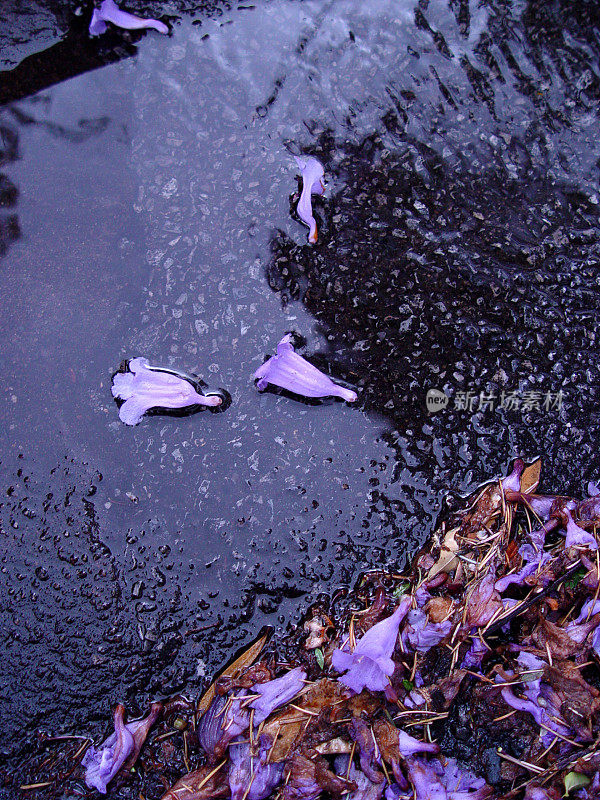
[112,357,222,425]
[82,705,134,794]
[563,509,598,550]
[198,693,249,757]
[501,459,524,493]
[254,335,357,402]
[229,736,283,800]
[332,598,410,693]
[403,609,452,653]
[294,156,325,243]
[250,667,306,722]
[90,0,168,35]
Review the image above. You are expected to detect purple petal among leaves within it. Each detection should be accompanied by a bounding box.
[250,667,306,722]
[82,705,134,794]
[403,609,453,653]
[112,357,221,425]
[332,598,410,693]
[228,736,283,800]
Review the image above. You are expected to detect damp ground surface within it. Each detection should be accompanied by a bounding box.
[0,0,599,792]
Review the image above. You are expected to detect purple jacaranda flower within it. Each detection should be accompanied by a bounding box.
[563,509,598,550]
[407,756,492,800]
[82,705,134,794]
[250,667,306,722]
[565,604,600,658]
[229,736,284,800]
[385,785,412,800]
[112,357,221,425]
[497,672,570,746]
[332,597,410,694]
[460,637,488,670]
[334,756,385,800]
[501,459,524,493]
[254,335,357,402]
[405,757,446,800]
[528,496,556,520]
[198,692,249,757]
[403,609,453,653]
[90,0,168,35]
[398,730,440,758]
[294,156,325,243]
[495,546,552,593]
[441,758,492,799]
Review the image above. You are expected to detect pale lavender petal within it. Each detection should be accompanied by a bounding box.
[333,757,385,800]
[89,0,168,35]
[441,758,490,798]
[405,757,447,800]
[403,609,452,652]
[587,481,600,497]
[332,599,410,694]
[294,156,325,243]
[254,335,357,402]
[495,548,551,593]
[89,9,108,34]
[82,705,134,794]
[460,638,487,670]
[250,667,306,722]
[564,509,598,550]
[528,496,556,520]
[112,358,221,425]
[397,730,440,758]
[229,736,283,800]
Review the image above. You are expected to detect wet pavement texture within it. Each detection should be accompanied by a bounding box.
[1,0,600,786]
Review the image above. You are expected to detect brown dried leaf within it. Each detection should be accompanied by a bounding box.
[197,631,269,716]
[282,753,356,800]
[425,596,454,623]
[427,528,459,580]
[160,762,228,800]
[520,459,541,494]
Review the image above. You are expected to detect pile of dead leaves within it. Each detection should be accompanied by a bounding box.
[20,460,600,799]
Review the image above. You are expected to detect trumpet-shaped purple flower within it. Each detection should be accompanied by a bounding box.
[294,156,325,243]
[332,597,410,694]
[229,736,284,800]
[82,705,134,794]
[198,692,250,757]
[398,730,440,759]
[501,459,524,493]
[254,335,357,402]
[112,357,222,425]
[403,609,453,653]
[250,667,306,722]
[563,509,598,550]
[90,0,169,35]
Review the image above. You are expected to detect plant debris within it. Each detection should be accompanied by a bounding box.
[20,460,600,799]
